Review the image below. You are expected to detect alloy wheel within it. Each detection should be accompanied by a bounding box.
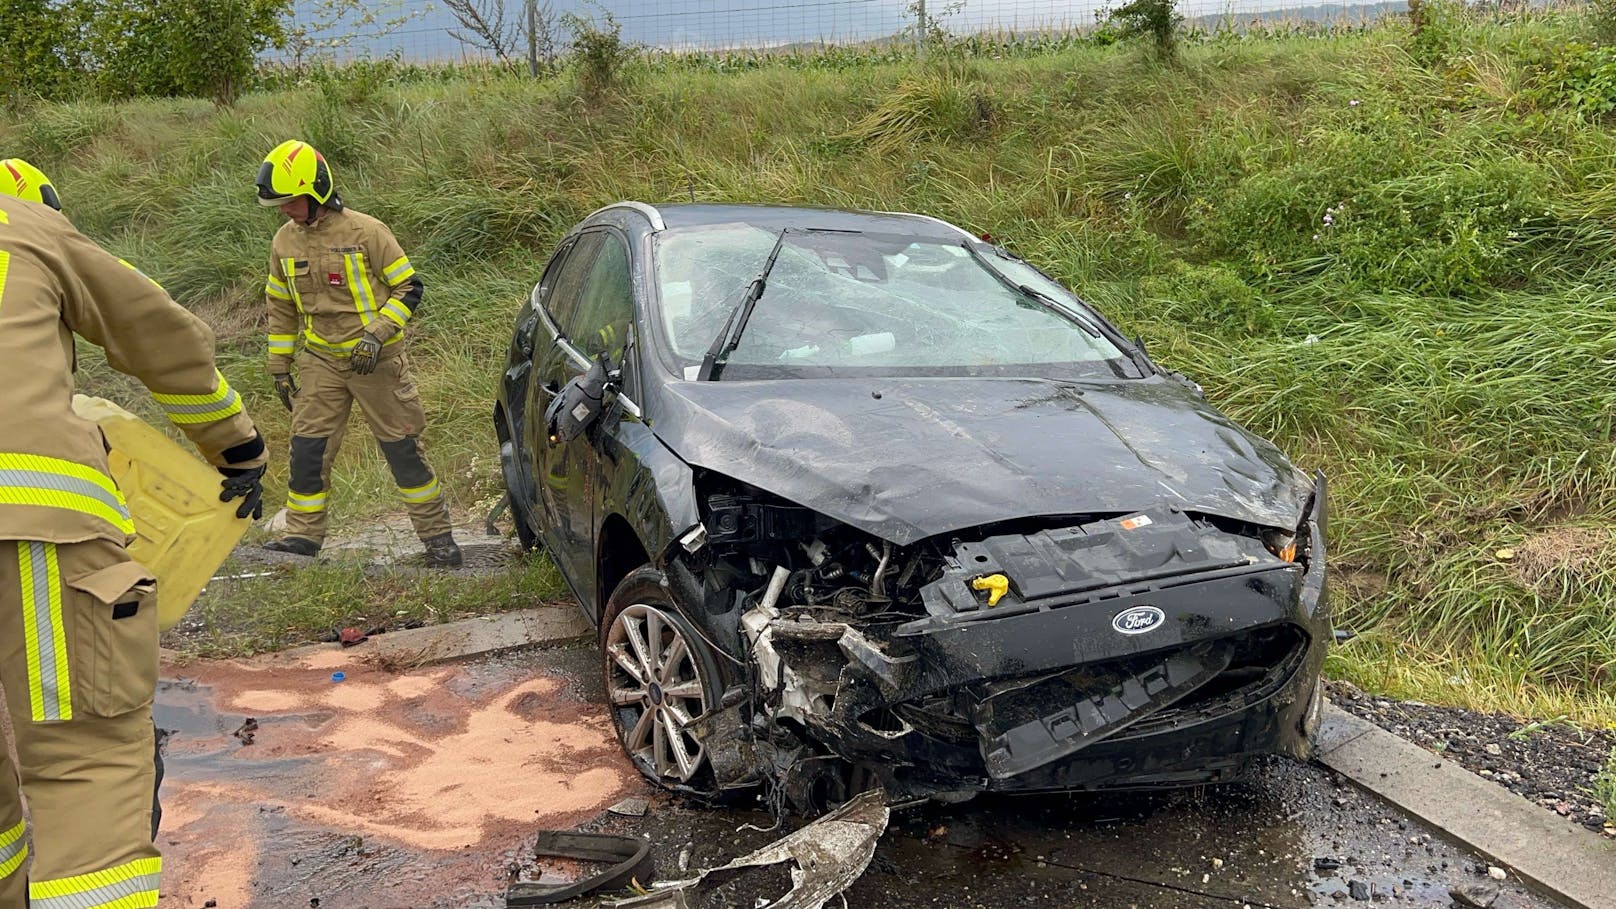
[605,603,710,783]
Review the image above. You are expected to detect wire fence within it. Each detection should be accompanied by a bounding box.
[277,0,1560,63]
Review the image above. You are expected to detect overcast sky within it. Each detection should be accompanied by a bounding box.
[290,0,1398,59]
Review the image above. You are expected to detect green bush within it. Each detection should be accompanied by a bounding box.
[1105,0,1183,59]
[1408,0,1470,69]
[1,0,288,105]
[1199,147,1553,297]
[1519,39,1616,118]
[0,0,86,104]
[564,11,635,101]
[1139,263,1277,334]
[1591,0,1616,46]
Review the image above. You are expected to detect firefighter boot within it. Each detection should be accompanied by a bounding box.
[424,533,463,568]
[262,536,320,556]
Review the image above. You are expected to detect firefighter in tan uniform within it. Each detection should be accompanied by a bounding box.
[255,140,462,567]
[0,159,267,909]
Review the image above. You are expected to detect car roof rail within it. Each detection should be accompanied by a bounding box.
[875,210,976,241]
[586,201,667,231]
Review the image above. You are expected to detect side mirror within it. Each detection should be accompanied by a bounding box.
[543,356,619,446]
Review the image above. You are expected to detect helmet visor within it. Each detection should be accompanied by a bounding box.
[255,161,294,206]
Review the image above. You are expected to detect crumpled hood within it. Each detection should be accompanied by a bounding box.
[650,376,1312,545]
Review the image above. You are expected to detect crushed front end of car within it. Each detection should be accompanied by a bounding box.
[674,477,1329,812]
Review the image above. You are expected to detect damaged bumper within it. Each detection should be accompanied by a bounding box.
[720,483,1330,803]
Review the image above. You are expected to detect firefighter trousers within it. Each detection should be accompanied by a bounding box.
[0,538,162,909]
[283,350,451,544]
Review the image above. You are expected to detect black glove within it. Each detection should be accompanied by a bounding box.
[351,333,382,376]
[272,373,297,412]
[219,464,266,520]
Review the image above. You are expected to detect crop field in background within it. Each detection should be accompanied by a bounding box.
[7,4,1616,721]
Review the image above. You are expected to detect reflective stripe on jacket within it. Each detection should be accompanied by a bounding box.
[0,198,263,545]
[264,208,423,371]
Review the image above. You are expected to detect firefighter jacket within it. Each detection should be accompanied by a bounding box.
[0,198,266,547]
[264,208,423,371]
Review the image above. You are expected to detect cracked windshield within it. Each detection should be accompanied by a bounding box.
[654,225,1128,377]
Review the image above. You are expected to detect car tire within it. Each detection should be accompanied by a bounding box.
[600,565,724,790]
[508,491,541,552]
[498,436,542,552]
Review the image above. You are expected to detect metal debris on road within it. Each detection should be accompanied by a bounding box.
[612,790,889,909]
[607,797,650,818]
[232,718,259,745]
[505,831,655,907]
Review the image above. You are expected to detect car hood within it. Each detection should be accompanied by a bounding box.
[650,376,1312,545]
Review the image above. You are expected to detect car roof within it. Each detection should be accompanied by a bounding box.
[586,202,977,241]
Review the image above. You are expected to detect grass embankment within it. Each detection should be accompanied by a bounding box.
[174,554,566,658]
[5,9,1616,721]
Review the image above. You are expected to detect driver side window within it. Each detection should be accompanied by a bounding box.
[569,233,635,365]
[543,232,604,338]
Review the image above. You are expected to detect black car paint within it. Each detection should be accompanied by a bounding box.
[648,375,1310,546]
[495,203,1328,805]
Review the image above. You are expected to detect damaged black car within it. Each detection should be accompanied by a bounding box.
[495,203,1329,812]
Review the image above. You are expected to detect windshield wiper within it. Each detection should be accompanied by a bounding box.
[963,242,1156,376]
[1014,283,1100,338]
[696,228,792,381]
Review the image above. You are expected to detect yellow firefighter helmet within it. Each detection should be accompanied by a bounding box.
[255,140,339,208]
[0,158,62,211]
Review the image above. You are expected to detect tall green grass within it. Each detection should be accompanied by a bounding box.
[9,7,1616,721]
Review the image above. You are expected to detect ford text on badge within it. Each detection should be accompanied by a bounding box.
[1113,606,1167,635]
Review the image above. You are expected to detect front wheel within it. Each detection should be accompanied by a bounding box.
[600,566,723,789]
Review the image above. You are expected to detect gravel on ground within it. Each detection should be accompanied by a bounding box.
[1328,680,1615,837]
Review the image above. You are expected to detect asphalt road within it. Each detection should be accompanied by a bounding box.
[151,642,1567,909]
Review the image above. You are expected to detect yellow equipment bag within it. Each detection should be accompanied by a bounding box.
[73,395,249,632]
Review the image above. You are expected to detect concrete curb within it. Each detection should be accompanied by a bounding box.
[214,605,595,669]
[1316,704,1615,909]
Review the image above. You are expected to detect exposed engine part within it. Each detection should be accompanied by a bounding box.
[920,507,1278,616]
[688,482,1324,814]
[866,542,891,598]
[679,523,708,554]
[761,565,790,612]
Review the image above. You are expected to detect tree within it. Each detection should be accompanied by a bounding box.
[281,0,424,73]
[78,0,289,104]
[563,10,633,100]
[0,0,88,104]
[443,0,521,62]
[1106,0,1183,59]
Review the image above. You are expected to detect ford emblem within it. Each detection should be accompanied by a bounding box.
[1113,606,1166,635]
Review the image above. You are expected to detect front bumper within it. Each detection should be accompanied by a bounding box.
[756,489,1330,799]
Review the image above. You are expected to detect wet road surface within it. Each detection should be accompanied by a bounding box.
[153,641,1568,908]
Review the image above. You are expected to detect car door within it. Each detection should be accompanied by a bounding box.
[526,232,605,598]
[504,236,578,515]
[538,228,639,614]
